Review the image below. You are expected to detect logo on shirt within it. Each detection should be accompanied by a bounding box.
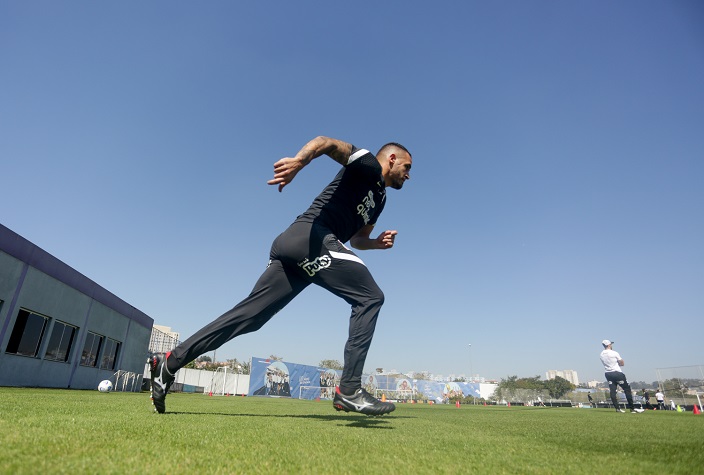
[299,255,332,277]
[357,190,376,225]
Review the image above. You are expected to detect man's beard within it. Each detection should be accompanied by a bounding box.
[390,176,405,190]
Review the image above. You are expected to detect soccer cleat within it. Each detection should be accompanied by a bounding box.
[148,353,175,414]
[616,409,626,413]
[333,387,395,416]
[631,408,645,414]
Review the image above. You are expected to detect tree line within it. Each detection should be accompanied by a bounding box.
[493,375,575,401]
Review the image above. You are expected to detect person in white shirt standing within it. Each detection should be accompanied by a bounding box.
[600,340,645,414]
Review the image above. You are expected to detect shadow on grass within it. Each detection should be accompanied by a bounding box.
[160,411,413,429]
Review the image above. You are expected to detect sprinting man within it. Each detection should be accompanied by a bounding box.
[149,136,412,416]
[599,340,645,414]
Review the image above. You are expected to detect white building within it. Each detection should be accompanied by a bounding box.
[546,369,579,386]
[149,325,180,354]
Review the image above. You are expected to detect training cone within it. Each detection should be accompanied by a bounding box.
[507,402,511,407]
[456,400,461,408]
[693,405,701,415]
[381,394,386,402]
[483,401,487,406]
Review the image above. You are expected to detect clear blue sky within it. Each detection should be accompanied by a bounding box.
[2,1,702,384]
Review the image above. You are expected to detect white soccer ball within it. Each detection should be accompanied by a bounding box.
[98,380,113,392]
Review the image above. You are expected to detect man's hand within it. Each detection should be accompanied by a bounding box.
[267,157,305,192]
[350,226,398,250]
[376,230,398,249]
[267,136,352,192]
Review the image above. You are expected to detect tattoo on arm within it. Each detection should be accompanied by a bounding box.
[326,140,352,165]
[301,136,352,166]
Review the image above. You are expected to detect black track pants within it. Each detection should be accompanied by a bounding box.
[169,222,384,390]
[605,371,635,410]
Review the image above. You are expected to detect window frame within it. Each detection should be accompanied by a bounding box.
[44,320,78,363]
[5,308,49,358]
[99,337,121,370]
[79,331,104,367]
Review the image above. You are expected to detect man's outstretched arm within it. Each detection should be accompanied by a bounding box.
[350,225,398,250]
[267,136,353,192]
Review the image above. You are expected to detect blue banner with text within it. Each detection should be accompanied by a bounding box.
[248,356,480,402]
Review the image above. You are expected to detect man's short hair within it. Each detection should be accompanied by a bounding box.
[377,142,411,158]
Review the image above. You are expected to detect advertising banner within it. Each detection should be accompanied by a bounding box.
[248,356,340,399]
[248,356,482,402]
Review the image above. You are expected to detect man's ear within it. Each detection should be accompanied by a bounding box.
[388,153,396,167]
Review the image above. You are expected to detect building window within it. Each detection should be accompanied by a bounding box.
[80,332,103,367]
[45,321,78,362]
[100,338,120,370]
[5,309,49,357]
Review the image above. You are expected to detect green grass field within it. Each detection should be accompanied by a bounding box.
[0,388,701,474]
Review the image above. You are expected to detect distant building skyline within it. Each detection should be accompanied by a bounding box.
[546,369,579,386]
